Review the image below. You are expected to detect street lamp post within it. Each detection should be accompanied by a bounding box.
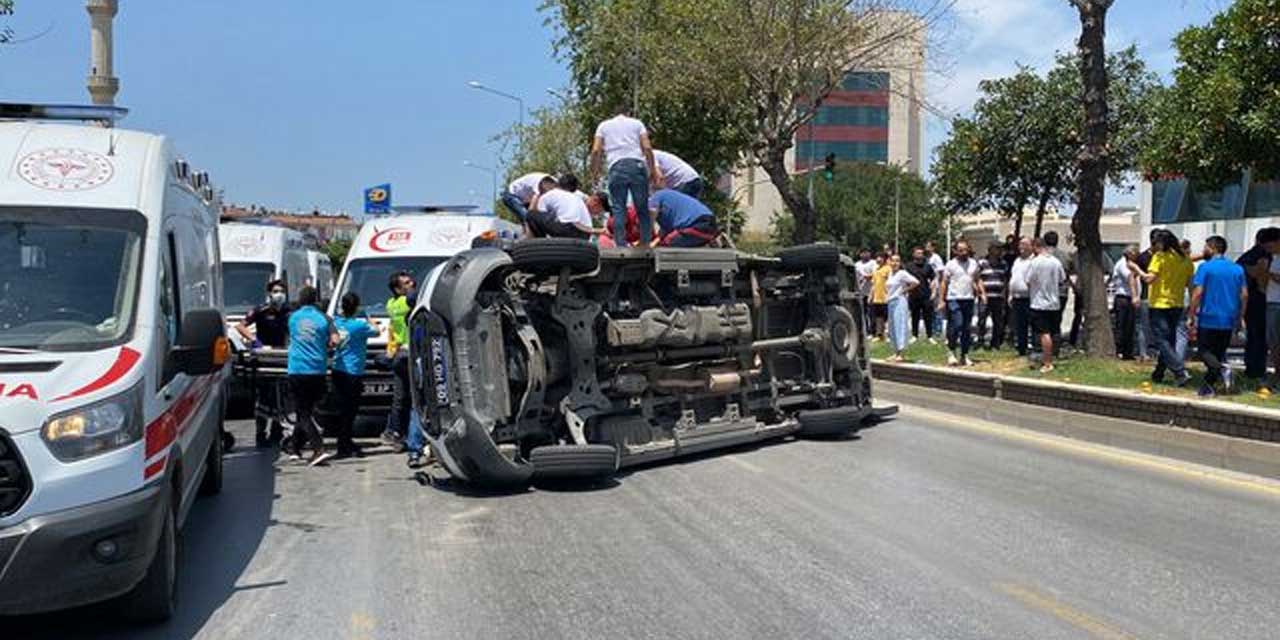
[467,80,525,128]
[463,161,498,207]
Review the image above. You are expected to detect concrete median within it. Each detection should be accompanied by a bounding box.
[872,361,1280,481]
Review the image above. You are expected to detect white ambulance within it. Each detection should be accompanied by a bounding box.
[218,222,308,330]
[0,104,230,620]
[306,248,334,301]
[326,207,520,416]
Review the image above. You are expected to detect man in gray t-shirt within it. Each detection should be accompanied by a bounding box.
[1026,238,1067,371]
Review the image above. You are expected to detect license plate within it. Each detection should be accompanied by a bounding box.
[366,382,394,395]
[429,335,450,406]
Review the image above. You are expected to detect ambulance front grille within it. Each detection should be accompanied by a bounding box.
[0,433,31,517]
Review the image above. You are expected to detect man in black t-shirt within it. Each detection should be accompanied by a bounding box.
[235,279,293,446]
[1237,227,1280,379]
[904,247,936,341]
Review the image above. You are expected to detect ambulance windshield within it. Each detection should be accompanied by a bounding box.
[0,208,145,352]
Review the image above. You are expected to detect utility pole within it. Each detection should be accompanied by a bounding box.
[86,0,119,106]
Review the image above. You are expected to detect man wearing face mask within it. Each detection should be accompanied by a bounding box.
[236,279,293,447]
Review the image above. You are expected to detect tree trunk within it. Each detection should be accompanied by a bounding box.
[759,148,817,245]
[1032,189,1052,239]
[1071,0,1116,357]
[1013,207,1024,241]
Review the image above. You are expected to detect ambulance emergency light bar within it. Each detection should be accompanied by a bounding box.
[0,103,129,123]
[390,205,492,216]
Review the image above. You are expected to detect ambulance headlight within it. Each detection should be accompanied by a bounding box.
[42,385,143,462]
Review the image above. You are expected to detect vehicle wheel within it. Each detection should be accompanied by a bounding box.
[510,238,599,276]
[779,242,841,272]
[119,501,177,623]
[797,406,861,438]
[200,429,224,497]
[530,444,619,481]
[221,429,235,453]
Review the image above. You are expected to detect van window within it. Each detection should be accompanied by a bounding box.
[223,262,274,314]
[0,208,145,352]
[337,256,446,317]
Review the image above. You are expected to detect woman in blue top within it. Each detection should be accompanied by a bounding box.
[331,292,376,458]
[287,286,339,466]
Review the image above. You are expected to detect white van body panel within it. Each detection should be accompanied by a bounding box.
[307,249,334,299]
[0,120,225,614]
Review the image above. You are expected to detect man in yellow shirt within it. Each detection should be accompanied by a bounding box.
[870,253,891,339]
[1140,230,1195,385]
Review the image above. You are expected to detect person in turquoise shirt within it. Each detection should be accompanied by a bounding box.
[287,286,338,466]
[331,292,376,458]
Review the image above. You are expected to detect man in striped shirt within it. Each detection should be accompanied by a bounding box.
[977,243,1009,349]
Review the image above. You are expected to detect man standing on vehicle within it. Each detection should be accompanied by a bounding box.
[501,171,550,223]
[235,279,291,448]
[287,286,338,466]
[331,292,376,458]
[591,108,657,245]
[1189,236,1248,397]
[653,149,704,199]
[648,188,718,247]
[382,271,415,449]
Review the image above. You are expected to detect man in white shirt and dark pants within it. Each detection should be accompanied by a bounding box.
[937,240,985,367]
[1111,245,1141,359]
[1008,237,1035,356]
[528,185,600,240]
[653,149,704,199]
[1026,237,1067,373]
[501,172,551,223]
[591,110,658,245]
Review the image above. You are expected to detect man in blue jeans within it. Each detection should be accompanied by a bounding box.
[649,189,719,247]
[591,109,657,246]
[937,240,986,367]
[1189,236,1248,396]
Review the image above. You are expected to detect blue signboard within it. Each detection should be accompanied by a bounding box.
[364,183,391,214]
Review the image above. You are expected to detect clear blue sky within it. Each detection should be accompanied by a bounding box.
[1,1,1223,213]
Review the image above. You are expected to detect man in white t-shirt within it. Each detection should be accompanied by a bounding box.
[591,111,657,245]
[1007,237,1034,356]
[1110,245,1141,359]
[502,172,551,223]
[1026,237,1067,373]
[924,240,946,336]
[653,149,704,199]
[528,187,600,240]
[937,240,985,366]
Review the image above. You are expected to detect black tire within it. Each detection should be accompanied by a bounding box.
[779,242,841,272]
[119,501,177,623]
[530,444,619,480]
[510,238,599,275]
[199,428,224,497]
[797,406,862,438]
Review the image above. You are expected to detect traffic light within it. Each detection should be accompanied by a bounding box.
[822,153,836,182]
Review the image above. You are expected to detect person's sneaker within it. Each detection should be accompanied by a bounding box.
[287,453,303,463]
[909,336,918,344]
[927,337,938,345]
[962,356,975,367]
[947,352,959,367]
[406,452,425,469]
[1174,371,1192,388]
[1039,364,1055,374]
[1197,385,1215,398]
[309,451,335,467]
[380,429,401,445]
[1221,367,1234,394]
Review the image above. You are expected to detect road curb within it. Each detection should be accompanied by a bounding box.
[874,379,1280,481]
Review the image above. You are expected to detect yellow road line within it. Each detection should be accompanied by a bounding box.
[996,582,1137,640]
[900,405,1280,499]
[726,455,765,474]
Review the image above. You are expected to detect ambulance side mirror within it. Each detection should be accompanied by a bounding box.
[172,308,229,375]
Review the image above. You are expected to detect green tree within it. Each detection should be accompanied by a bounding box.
[541,0,948,246]
[496,98,591,183]
[932,47,1157,240]
[323,237,353,273]
[1068,0,1116,358]
[771,162,944,254]
[1141,0,1280,186]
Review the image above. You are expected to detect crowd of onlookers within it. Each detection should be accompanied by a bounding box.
[857,226,1280,398]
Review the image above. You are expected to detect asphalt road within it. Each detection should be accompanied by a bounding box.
[6,407,1280,640]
